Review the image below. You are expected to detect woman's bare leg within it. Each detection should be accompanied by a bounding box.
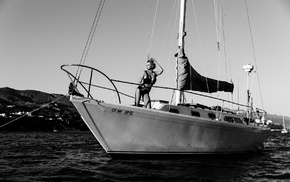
[135,88,141,106]
[143,93,151,109]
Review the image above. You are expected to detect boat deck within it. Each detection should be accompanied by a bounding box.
[151,100,249,126]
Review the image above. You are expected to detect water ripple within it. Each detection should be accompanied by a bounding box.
[0,131,289,182]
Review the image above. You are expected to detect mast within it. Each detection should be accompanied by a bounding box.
[243,64,254,118]
[283,115,285,129]
[176,0,187,104]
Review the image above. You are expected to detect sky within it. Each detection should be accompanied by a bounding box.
[0,0,290,116]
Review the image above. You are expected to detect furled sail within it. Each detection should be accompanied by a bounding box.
[176,49,234,93]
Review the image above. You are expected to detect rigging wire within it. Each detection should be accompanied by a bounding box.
[1,1,107,129]
[220,1,232,82]
[220,1,234,107]
[147,0,154,59]
[75,0,106,82]
[158,0,178,62]
[219,0,233,105]
[244,0,264,110]
[190,0,210,93]
[168,1,180,104]
[214,0,222,95]
[213,0,235,108]
[0,94,69,129]
[250,70,256,92]
[146,0,179,102]
[110,78,249,108]
[146,0,160,59]
[156,0,179,90]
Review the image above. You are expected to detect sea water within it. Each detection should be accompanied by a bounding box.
[1,131,289,182]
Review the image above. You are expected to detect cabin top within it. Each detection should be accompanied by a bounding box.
[151,100,245,125]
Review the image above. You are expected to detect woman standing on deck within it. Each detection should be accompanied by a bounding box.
[135,58,163,109]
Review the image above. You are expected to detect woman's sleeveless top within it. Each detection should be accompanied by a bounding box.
[142,70,156,85]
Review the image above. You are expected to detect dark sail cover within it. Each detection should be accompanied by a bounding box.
[176,49,234,93]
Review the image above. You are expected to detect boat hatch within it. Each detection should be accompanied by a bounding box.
[208,113,216,120]
[169,108,179,114]
[223,116,244,124]
[191,110,201,117]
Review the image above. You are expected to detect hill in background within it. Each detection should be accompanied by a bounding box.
[0,87,86,131]
[0,87,288,131]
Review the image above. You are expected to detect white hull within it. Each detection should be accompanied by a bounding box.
[281,116,288,134]
[71,96,271,158]
[281,129,288,134]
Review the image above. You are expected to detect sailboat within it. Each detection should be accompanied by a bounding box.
[281,115,288,134]
[61,0,271,158]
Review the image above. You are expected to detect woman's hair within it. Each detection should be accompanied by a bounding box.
[147,58,156,69]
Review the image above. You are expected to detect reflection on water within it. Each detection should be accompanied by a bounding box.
[0,131,289,182]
